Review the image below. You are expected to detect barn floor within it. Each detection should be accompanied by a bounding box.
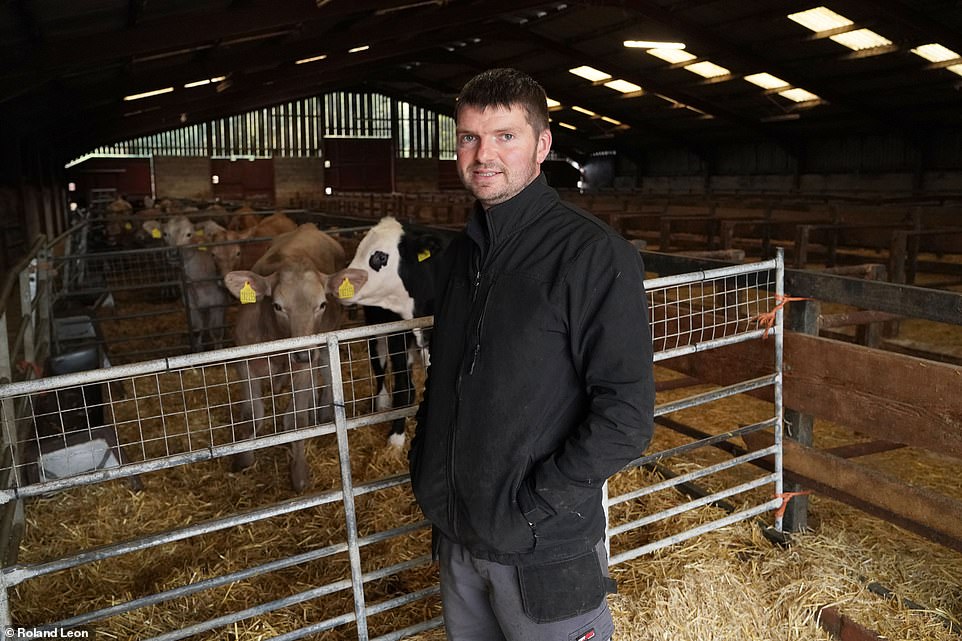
[12,361,962,641]
[10,253,961,640]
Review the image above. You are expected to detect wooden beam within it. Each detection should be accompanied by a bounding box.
[656,414,962,551]
[820,440,905,459]
[640,251,962,326]
[745,433,962,549]
[817,606,884,641]
[664,332,962,459]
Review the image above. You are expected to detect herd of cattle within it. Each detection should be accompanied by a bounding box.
[32,197,446,491]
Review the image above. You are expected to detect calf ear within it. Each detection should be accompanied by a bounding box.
[224,271,271,303]
[142,220,162,237]
[197,220,225,238]
[326,268,368,299]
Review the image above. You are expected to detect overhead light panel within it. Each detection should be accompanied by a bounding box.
[569,66,611,82]
[684,61,731,78]
[787,6,852,32]
[778,88,820,103]
[910,43,960,63]
[184,76,226,88]
[558,122,577,130]
[829,28,892,51]
[546,97,561,109]
[604,79,642,94]
[744,73,790,90]
[123,87,174,101]
[572,106,597,116]
[624,40,686,50]
[348,45,370,54]
[296,54,328,64]
[601,116,623,125]
[647,48,697,64]
[948,64,962,77]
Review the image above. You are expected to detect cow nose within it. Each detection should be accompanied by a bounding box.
[293,350,312,364]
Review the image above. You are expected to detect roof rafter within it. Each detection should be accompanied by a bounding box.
[502,22,799,155]
[620,0,926,135]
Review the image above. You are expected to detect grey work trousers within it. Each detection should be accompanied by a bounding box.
[438,536,614,641]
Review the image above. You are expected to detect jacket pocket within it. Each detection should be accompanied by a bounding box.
[517,548,616,623]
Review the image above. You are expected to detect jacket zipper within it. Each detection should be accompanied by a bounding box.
[449,251,484,541]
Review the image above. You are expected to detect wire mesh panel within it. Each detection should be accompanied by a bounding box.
[0,255,784,640]
[607,254,784,565]
[0,319,438,640]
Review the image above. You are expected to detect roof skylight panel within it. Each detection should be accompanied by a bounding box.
[744,73,790,90]
[911,43,960,63]
[829,28,892,51]
[603,79,643,94]
[568,66,611,82]
[685,61,730,78]
[787,7,852,32]
[647,48,697,64]
[778,88,820,103]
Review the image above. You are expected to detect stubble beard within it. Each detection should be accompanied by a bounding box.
[463,157,539,208]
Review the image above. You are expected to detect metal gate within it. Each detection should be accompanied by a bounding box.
[0,253,784,640]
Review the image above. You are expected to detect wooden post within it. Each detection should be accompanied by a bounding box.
[783,297,819,532]
[854,264,886,348]
[659,218,672,252]
[794,224,811,269]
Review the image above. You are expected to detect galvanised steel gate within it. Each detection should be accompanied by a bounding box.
[0,253,784,640]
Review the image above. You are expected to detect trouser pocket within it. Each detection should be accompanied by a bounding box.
[517,548,616,623]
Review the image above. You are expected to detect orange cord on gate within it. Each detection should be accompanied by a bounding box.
[753,293,812,338]
[774,490,813,519]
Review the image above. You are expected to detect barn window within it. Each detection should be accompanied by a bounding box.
[397,101,437,159]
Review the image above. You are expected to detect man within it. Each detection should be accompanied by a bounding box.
[408,68,655,641]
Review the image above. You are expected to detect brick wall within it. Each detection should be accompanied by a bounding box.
[274,157,325,208]
[153,156,213,201]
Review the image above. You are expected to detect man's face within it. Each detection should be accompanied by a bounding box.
[456,103,552,209]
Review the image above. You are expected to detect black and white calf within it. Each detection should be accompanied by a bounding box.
[328,217,445,447]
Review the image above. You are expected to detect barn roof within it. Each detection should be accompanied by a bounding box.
[2,0,961,163]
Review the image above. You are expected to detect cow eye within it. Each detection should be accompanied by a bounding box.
[369,250,389,272]
[273,302,283,312]
[318,301,327,311]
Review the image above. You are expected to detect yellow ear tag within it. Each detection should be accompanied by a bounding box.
[197,245,207,251]
[196,228,205,237]
[239,281,257,304]
[124,222,132,231]
[337,277,356,299]
[417,249,431,262]
[151,228,162,239]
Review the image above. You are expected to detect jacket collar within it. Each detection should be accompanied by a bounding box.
[465,173,558,250]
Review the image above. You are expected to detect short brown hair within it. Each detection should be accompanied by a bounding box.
[455,68,550,134]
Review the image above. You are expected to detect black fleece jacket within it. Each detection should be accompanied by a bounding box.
[409,175,655,566]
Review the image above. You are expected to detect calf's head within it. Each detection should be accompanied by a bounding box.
[210,228,249,276]
[142,215,198,248]
[225,267,341,342]
[327,217,441,318]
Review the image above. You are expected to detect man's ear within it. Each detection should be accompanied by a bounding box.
[536,127,552,164]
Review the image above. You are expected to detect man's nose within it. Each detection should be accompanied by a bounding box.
[477,137,496,163]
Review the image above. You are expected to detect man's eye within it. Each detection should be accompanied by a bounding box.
[459,135,476,145]
[502,133,514,141]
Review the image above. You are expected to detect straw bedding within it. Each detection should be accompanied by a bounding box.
[12,277,962,640]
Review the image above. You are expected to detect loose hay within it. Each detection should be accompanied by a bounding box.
[14,359,962,640]
[14,260,962,640]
